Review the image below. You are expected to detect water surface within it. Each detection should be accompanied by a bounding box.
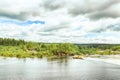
[0,57,120,80]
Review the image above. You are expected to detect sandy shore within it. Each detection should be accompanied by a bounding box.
[85,55,120,65]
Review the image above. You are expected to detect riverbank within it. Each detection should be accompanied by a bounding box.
[86,55,120,65]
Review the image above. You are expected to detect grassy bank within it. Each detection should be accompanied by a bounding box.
[0,38,80,58]
[0,38,120,59]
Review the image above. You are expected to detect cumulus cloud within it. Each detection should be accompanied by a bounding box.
[0,0,120,43]
[42,0,65,11]
[0,0,42,20]
[88,2,120,20]
[0,0,120,20]
[68,0,119,15]
[90,18,120,33]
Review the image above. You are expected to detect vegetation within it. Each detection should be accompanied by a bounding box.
[0,38,120,59]
[0,38,79,58]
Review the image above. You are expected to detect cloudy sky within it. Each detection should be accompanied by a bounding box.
[0,0,120,44]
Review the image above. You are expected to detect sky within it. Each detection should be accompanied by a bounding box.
[0,0,120,44]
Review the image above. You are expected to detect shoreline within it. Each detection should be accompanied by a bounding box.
[1,55,120,66]
[86,55,120,65]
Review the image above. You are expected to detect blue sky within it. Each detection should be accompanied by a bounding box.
[0,0,120,43]
[0,19,45,26]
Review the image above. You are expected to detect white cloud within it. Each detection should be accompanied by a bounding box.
[0,0,120,43]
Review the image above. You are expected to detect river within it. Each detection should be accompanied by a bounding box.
[0,57,120,80]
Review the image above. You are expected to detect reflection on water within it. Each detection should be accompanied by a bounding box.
[0,57,120,80]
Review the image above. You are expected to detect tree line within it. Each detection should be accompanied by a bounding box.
[0,38,120,58]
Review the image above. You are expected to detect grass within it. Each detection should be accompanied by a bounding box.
[0,46,43,58]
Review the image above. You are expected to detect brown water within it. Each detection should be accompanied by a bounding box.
[0,57,120,80]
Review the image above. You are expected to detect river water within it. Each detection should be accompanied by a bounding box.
[0,57,120,80]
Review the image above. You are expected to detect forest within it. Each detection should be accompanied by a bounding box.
[0,38,120,59]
